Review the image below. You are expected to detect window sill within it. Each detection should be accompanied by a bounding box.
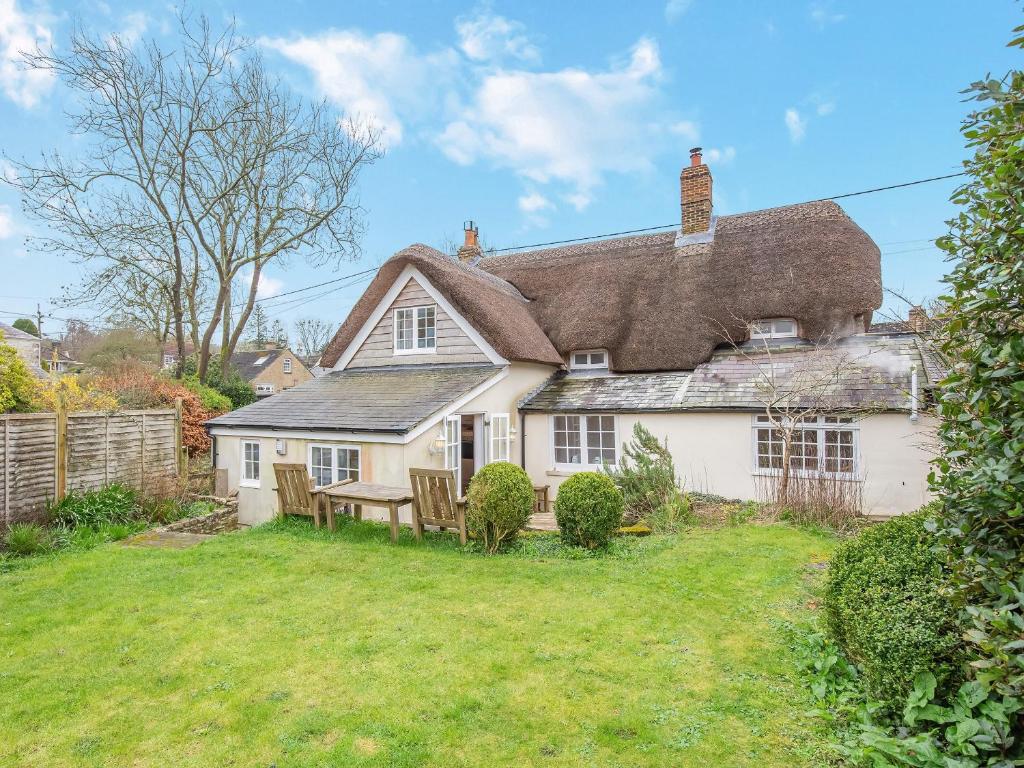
[393,348,437,356]
[751,469,861,482]
[547,466,616,477]
[239,480,261,489]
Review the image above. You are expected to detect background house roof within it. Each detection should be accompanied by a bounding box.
[207,363,500,433]
[231,349,289,381]
[520,333,938,413]
[482,200,882,373]
[319,245,563,369]
[0,321,39,341]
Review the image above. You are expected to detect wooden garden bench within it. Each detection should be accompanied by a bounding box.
[273,463,352,528]
[408,468,467,545]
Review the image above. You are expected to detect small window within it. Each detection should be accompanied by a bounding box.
[163,354,175,368]
[308,444,360,488]
[552,414,617,469]
[490,413,511,463]
[255,383,274,394]
[750,318,798,340]
[283,358,292,374]
[241,440,261,487]
[569,349,608,370]
[394,306,437,353]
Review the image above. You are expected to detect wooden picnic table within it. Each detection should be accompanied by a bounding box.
[318,481,415,542]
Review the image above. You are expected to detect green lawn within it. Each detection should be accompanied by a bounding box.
[0,519,834,767]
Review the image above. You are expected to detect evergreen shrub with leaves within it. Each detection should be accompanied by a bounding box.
[604,423,693,531]
[466,461,534,554]
[824,511,962,713]
[554,472,624,549]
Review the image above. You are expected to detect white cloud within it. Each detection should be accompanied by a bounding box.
[262,30,455,147]
[0,204,14,238]
[438,38,665,209]
[784,108,806,143]
[239,270,284,300]
[110,11,149,46]
[704,146,736,165]
[0,0,55,109]
[816,100,835,116]
[517,191,552,213]
[664,0,693,22]
[455,10,539,64]
[809,2,846,28]
[668,120,700,144]
[564,192,591,212]
[0,157,19,183]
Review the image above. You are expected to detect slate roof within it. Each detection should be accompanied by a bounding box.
[0,321,38,340]
[231,349,287,381]
[207,364,500,433]
[521,333,940,413]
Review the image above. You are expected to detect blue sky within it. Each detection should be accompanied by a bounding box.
[0,0,1020,340]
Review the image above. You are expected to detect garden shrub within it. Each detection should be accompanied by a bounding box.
[4,523,51,556]
[183,376,233,412]
[554,472,624,549]
[604,423,694,531]
[465,462,534,553]
[823,510,962,713]
[49,484,140,530]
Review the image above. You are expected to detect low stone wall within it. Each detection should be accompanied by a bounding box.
[163,506,238,535]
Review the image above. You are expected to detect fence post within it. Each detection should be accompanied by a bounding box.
[55,402,67,502]
[175,397,186,481]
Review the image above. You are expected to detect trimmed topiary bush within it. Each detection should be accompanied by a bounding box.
[4,523,51,556]
[554,472,624,549]
[823,510,963,713]
[466,462,534,553]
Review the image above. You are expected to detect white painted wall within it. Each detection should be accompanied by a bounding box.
[522,411,937,517]
[213,362,557,526]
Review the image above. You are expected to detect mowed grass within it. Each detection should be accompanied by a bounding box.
[0,519,834,767]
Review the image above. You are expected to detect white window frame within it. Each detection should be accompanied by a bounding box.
[489,413,511,464]
[549,414,619,471]
[306,443,361,489]
[255,383,275,395]
[394,305,437,354]
[163,354,175,368]
[240,440,261,488]
[751,414,860,480]
[750,318,799,340]
[283,358,292,374]
[569,349,609,370]
[444,414,461,490]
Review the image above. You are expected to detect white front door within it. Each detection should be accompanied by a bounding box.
[444,414,461,491]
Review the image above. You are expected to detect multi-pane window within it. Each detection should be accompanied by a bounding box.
[308,445,360,488]
[753,415,857,476]
[570,350,608,370]
[750,318,799,339]
[490,413,511,463]
[283,358,292,374]
[552,414,617,468]
[241,440,260,486]
[394,306,436,352]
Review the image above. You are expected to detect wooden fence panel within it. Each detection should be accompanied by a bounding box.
[0,414,57,527]
[1,404,182,530]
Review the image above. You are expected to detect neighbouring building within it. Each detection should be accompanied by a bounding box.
[0,322,46,376]
[231,346,313,398]
[207,149,941,527]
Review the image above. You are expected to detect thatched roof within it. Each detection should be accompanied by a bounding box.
[320,244,563,368]
[321,200,881,373]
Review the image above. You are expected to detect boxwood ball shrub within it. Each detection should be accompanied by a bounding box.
[466,462,534,554]
[823,510,962,714]
[554,472,624,549]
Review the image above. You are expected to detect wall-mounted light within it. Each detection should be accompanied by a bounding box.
[428,426,446,455]
[275,438,287,455]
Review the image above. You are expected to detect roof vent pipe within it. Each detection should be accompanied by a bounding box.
[909,364,919,422]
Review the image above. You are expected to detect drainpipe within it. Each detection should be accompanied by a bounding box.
[909,365,919,423]
[518,408,526,468]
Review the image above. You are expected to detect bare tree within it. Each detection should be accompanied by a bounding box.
[293,317,333,359]
[6,12,380,381]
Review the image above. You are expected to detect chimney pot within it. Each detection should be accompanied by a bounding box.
[457,221,482,263]
[689,147,703,166]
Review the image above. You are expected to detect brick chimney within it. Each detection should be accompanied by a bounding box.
[457,220,482,263]
[908,305,929,333]
[680,147,713,234]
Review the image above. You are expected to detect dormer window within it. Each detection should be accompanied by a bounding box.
[750,318,798,340]
[570,349,609,370]
[394,305,436,353]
